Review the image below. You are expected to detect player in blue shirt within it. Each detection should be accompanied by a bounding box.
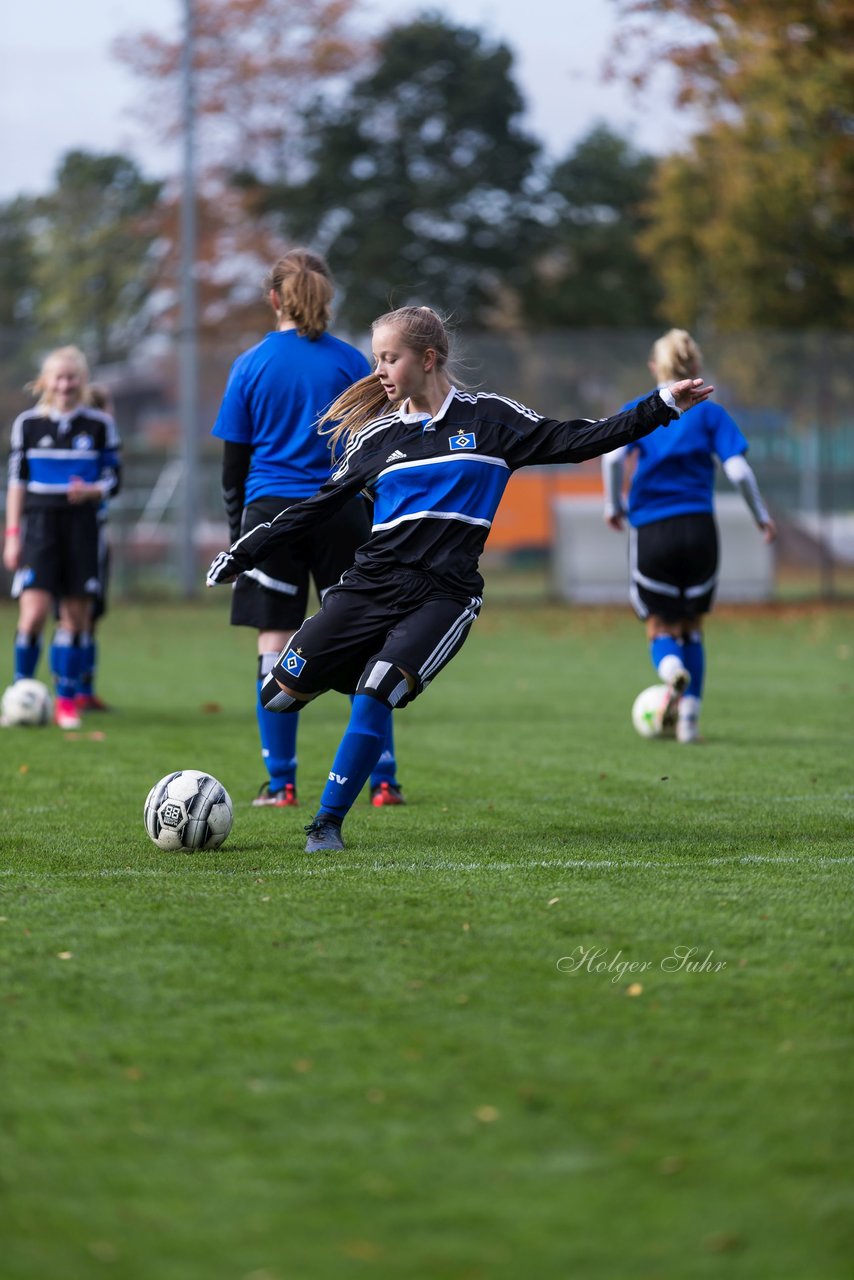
[208,306,714,852]
[4,346,121,729]
[602,329,777,742]
[211,248,404,808]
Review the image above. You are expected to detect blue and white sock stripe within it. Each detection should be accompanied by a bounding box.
[419,597,482,685]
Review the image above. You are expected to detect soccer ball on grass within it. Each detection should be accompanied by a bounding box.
[1,679,53,727]
[631,684,675,739]
[144,770,233,852]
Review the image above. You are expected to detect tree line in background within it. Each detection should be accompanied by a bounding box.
[0,0,850,388]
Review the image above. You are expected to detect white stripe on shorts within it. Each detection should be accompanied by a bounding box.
[243,567,299,596]
[419,597,481,685]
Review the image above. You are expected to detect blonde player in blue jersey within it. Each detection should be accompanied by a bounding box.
[211,248,404,809]
[602,328,777,743]
[208,306,714,852]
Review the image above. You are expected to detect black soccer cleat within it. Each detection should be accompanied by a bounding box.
[304,816,345,853]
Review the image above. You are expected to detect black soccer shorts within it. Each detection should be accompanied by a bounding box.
[14,504,101,599]
[629,512,719,621]
[270,566,482,704]
[230,494,372,632]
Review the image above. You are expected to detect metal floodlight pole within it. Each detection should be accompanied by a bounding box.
[178,0,199,596]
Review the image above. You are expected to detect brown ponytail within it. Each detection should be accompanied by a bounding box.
[266,249,334,341]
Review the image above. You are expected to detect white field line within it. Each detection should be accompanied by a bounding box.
[1,854,853,881]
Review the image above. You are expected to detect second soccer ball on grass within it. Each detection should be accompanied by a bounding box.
[631,685,676,739]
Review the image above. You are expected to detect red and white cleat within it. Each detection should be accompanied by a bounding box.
[371,782,405,807]
[252,782,298,807]
[54,696,82,730]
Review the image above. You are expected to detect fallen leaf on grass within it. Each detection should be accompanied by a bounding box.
[340,1240,382,1261]
[57,951,73,960]
[200,702,222,714]
[475,1105,500,1123]
[703,1232,746,1254]
[18,764,28,774]
[626,982,643,997]
[547,897,560,906]
[88,1242,117,1262]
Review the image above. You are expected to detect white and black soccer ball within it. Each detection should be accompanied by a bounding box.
[631,684,674,739]
[1,679,53,727]
[144,770,234,852]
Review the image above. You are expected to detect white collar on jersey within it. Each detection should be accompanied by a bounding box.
[397,385,458,430]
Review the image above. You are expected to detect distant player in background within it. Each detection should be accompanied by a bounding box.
[211,248,404,808]
[76,381,116,711]
[602,328,777,743]
[207,305,714,853]
[3,346,121,729]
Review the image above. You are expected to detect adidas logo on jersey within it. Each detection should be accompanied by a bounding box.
[37,435,54,447]
[385,449,407,462]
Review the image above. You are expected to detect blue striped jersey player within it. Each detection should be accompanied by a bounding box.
[4,345,121,730]
[207,306,714,852]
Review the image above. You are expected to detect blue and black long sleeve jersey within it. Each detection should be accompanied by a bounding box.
[225,387,677,596]
[9,406,122,509]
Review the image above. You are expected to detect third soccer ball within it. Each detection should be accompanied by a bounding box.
[631,684,674,739]
[0,679,53,727]
[143,770,234,852]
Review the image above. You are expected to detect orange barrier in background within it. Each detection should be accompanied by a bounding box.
[488,465,604,551]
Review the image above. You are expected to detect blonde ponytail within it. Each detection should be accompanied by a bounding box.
[650,329,702,383]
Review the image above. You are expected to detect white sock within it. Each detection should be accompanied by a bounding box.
[658,653,689,686]
[677,695,701,742]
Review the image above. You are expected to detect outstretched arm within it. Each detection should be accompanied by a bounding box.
[509,381,715,469]
[207,469,366,586]
[722,454,777,542]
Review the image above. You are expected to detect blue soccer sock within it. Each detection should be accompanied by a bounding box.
[349,693,399,788]
[50,629,81,700]
[318,695,391,822]
[257,654,298,790]
[681,631,706,698]
[650,634,685,682]
[78,632,96,697]
[14,631,41,681]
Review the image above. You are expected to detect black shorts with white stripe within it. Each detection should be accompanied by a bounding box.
[230,494,372,632]
[270,565,481,704]
[630,512,719,621]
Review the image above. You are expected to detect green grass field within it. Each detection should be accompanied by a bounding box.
[1,592,852,1280]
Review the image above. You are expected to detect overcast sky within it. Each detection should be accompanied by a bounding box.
[1,0,693,200]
